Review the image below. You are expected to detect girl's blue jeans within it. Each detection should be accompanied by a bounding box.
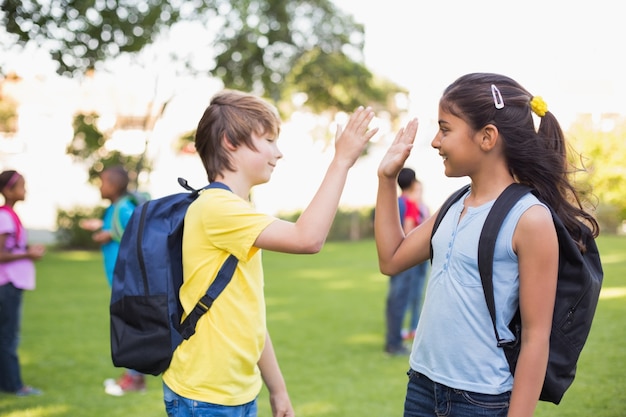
[404,369,510,417]
[163,382,258,417]
[0,283,24,393]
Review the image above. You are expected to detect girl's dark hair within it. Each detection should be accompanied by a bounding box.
[195,90,281,182]
[441,73,599,247]
[0,170,18,190]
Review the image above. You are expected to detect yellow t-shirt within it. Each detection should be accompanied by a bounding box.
[162,187,275,405]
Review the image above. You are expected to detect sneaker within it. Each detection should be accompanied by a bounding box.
[104,378,124,396]
[104,372,146,396]
[384,345,410,356]
[15,386,43,397]
[403,329,416,341]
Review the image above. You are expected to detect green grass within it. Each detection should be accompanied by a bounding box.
[1,236,625,416]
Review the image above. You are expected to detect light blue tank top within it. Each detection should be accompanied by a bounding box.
[410,188,546,395]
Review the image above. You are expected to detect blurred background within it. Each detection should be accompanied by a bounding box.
[1,0,624,245]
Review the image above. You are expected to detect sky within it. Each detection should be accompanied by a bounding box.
[2,0,625,233]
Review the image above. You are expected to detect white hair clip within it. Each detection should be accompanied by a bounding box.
[491,84,504,109]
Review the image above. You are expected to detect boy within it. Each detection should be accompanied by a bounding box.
[162,90,376,416]
[80,166,145,395]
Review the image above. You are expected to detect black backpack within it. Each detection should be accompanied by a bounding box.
[431,183,603,404]
[110,178,238,376]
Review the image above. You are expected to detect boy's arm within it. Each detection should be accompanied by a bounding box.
[258,331,294,417]
[255,107,377,254]
[79,218,103,231]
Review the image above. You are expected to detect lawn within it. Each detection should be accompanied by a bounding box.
[1,236,624,416]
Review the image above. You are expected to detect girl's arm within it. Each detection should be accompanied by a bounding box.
[258,331,294,417]
[374,119,432,275]
[255,107,377,254]
[508,204,558,417]
[0,234,45,263]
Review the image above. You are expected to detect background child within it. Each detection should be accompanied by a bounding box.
[0,170,46,397]
[375,73,598,416]
[79,166,145,395]
[400,170,430,341]
[383,167,428,355]
[162,90,376,417]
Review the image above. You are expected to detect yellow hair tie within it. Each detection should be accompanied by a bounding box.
[530,96,548,117]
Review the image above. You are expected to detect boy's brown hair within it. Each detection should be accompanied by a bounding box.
[195,90,281,182]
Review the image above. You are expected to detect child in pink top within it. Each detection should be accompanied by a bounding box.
[0,170,45,396]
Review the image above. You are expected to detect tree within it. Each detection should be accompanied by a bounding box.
[0,0,405,113]
[67,112,139,184]
[0,73,19,134]
[568,113,626,233]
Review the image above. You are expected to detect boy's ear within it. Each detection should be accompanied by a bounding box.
[480,124,499,151]
[222,134,237,151]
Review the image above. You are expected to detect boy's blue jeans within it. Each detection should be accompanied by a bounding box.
[385,267,415,350]
[404,262,429,331]
[0,283,24,393]
[404,369,510,417]
[163,382,258,417]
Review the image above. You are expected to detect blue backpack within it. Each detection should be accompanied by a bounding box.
[110,178,238,375]
[431,183,603,404]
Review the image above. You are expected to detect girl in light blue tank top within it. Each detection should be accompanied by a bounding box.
[374,73,598,417]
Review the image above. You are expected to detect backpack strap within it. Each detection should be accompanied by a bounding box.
[478,183,531,344]
[176,179,240,340]
[111,194,135,242]
[429,184,471,262]
[180,254,238,339]
[0,205,23,249]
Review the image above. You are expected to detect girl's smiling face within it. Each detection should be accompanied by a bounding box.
[431,106,484,178]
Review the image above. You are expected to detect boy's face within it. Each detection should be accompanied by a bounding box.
[233,131,283,186]
[98,171,120,200]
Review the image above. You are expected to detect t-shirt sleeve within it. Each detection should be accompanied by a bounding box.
[118,199,136,231]
[201,191,275,262]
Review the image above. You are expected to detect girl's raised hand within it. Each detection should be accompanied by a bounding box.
[378,118,418,179]
[333,106,378,168]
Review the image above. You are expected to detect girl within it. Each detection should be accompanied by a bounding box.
[0,170,46,396]
[375,73,598,417]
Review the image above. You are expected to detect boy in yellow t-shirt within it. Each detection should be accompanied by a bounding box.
[162,90,377,417]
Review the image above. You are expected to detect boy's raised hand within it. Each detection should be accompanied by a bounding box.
[333,106,378,167]
[378,118,418,179]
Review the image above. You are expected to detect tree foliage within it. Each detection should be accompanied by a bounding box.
[568,113,626,232]
[1,0,406,113]
[67,112,149,187]
[1,0,182,75]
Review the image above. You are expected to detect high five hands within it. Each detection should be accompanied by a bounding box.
[334,106,378,168]
[378,118,419,179]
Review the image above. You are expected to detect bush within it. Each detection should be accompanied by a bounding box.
[595,203,623,235]
[56,205,105,250]
[277,206,375,241]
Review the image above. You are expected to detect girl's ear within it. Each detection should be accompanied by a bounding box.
[480,124,499,151]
